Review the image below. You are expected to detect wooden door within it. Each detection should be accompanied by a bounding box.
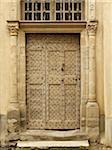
[26,34,80,130]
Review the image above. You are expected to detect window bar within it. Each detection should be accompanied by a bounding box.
[41,0,43,20]
[76,1,79,20]
[21,0,24,20]
[27,1,30,11]
[50,0,52,20]
[32,0,34,20]
[63,0,65,20]
[34,1,37,20]
[81,0,83,20]
[55,0,56,21]
[24,1,26,20]
[54,0,56,20]
[52,0,55,20]
[72,0,73,21]
[26,13,28,20]
[81,0,84,20]
[27,0,32,20]
[68,0,71,20]
[60,0,63,20]
[25,1,29,20]
[43,0,46,20]
[26,0,29,20]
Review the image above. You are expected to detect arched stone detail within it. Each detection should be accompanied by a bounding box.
[88,0,96,20]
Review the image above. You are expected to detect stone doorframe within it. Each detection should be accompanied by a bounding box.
[7,20,99,143]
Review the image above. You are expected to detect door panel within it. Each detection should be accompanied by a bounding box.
[46,42,64,129]
[26,34,80,130]
[26,34,46,129]
[46,84,65,129]
[64,51,77,75]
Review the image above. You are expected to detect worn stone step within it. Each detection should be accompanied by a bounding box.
[16,148,88,150]
[20,130,89,141]
[17,141,89,149]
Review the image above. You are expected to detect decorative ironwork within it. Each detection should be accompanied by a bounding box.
[22,0,84,21]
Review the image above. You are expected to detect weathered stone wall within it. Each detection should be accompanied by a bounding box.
[0,0,10,146]
[103,1,112,147]
[96,0,104,133]
[96,0,112,146]
[0,0,112,148]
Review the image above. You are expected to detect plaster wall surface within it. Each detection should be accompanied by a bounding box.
[96,0,112,145]
[103,2,112,146]
[0,0,11,145]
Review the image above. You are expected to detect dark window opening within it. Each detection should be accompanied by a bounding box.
[25,2,32,11]
[45,2,50,10]
[56,13,63,20]
[34,13,41,20]
[34,2,41,11]
[23,0,84,21]
[25,13,32,20]
[65,13,72,20]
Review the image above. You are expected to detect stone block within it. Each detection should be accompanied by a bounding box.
[86,102,99,142]
[105,118,112,147]
[7,109,20,121]
[0,114,8,147]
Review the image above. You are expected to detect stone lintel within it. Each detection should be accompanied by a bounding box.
[19,21,87,33]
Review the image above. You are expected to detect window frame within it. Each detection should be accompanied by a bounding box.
[21,0,85,21]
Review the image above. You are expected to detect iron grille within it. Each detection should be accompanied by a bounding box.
[22,0,84,21]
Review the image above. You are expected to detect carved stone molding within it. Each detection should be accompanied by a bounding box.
[7,21,20,142]
[7,21,19,36]
[86,20,99,141]
[88,0,96,20]
[19,21,87,33]
[86,21,97,35]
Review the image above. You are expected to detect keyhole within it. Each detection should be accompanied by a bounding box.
[61,68,64,71]
[61,63,65,72]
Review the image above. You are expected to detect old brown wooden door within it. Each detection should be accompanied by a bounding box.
[26,34,80,130]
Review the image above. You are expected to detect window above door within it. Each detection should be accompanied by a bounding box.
[21,0,85,21]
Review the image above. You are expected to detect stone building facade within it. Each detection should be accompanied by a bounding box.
[0,0,112,149]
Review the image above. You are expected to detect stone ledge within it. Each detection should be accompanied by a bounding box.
[20,130,89,141]
[19,20,87,33]
[17,141,89,149]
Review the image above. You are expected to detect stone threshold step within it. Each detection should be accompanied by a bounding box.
[20,130,89,141]
[17,141,89,149]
